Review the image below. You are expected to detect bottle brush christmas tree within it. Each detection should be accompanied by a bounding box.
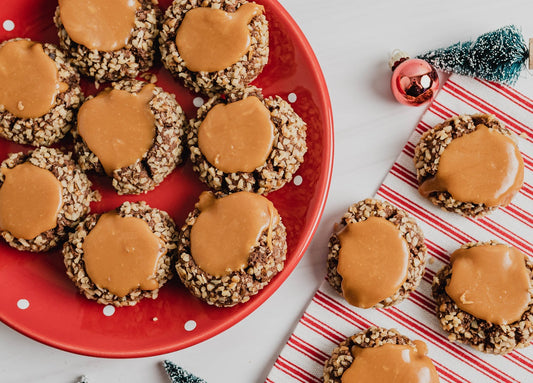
[417,25,530,85]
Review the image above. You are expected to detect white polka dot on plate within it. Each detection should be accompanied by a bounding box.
[17,299,29,310]
[193,97,204,108]
[184,320,197,331]
[293,175,303,186]
[102,305,115,317]
[287,93,297,103]
[3,20,15,32]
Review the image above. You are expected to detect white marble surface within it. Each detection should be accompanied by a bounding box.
[1,0,532,382]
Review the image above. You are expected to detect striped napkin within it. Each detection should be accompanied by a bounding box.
[267,73,533,383]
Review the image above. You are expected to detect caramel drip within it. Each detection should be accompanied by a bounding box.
[176,3,264,72]
[58,0,140,51]
[0,40,61,118]
[83,212,165,298]
[337,216,410,308]
[342,342,439,383]
[0,163,62,239]
[77,84,156,175]
[446,244,530,325]
[419,125,524,207]
[190,191,279,277]
[198,96,274,173]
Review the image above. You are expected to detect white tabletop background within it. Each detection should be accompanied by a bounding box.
[1,0,532,382]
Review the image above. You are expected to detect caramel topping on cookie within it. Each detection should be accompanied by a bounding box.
[337,216,409,308]
[59,0,140,51]
[419,124,524,207]
[0,163,62,239]
[342,342,439,383]
[198,96,274,173]
[190,191,279,277]
[0,40,62,118]
[77,84,155,175]
[176,3,264,72]
[446,244,530,325]
[83,212,164,297]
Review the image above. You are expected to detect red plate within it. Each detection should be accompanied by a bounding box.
[0,0,333,357]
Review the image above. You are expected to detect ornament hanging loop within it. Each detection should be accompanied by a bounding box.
[389,49,410,71]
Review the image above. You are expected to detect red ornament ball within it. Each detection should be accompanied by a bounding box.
[390,58,439,106]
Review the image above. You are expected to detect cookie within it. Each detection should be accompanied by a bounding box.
[188,86,307,194]
[327,198,427,309]
[0,39,83,146]
[323,327,439,383]
[176,191,287,307]
[63,201,177,306]
[73,79,188,195]
[159,0,269,95]
[0,147,96,252]
[414,113,524,217]
[54,0,160,82]
[432,241,533,354]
